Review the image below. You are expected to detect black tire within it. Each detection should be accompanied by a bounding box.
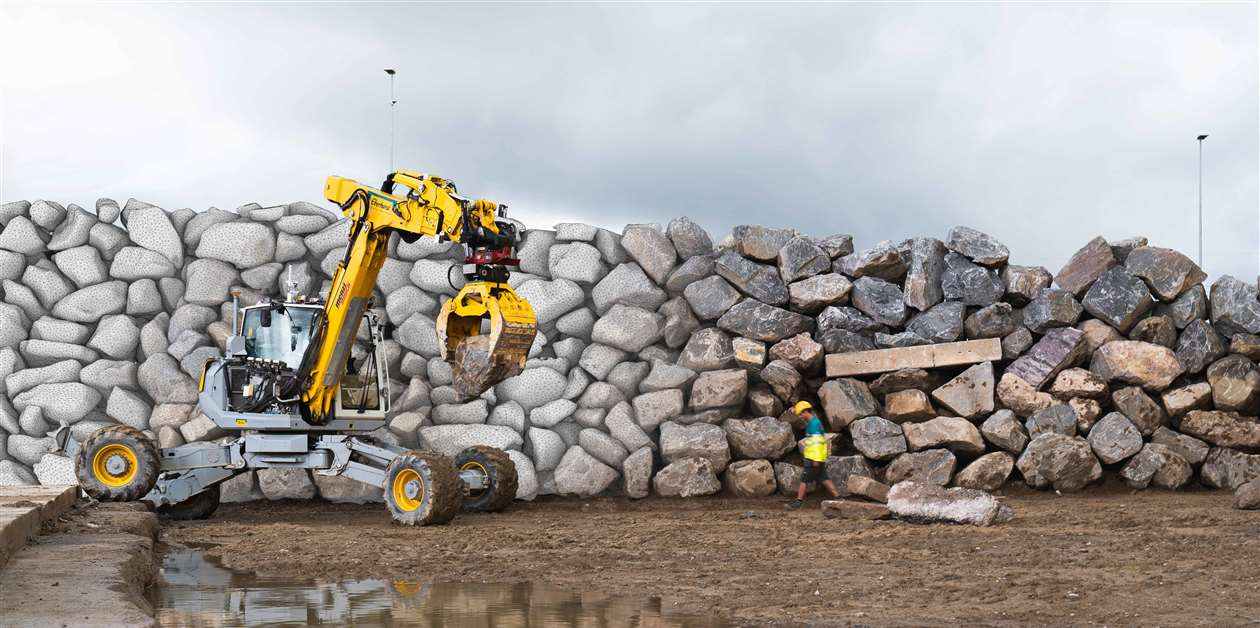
[75,425,160,502]
[454,445,518,513]
[383,450,461,526]
[157,483,221,520]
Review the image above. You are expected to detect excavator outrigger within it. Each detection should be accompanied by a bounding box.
[69,170,538,525]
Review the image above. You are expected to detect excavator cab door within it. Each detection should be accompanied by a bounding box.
[436,281,537,396]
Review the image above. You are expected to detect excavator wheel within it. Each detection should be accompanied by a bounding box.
[384,450,462,526]
[157,483,222,520]
[454,445,518,513]
[76,425,160,502]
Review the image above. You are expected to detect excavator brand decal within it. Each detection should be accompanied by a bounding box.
[334,283,349,308]
[235,419,247,427]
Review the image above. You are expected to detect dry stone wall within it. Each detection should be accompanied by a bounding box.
[2,197,1260,503]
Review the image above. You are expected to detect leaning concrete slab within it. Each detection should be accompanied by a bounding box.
[825,338,1003,378]
[0,485,77,568]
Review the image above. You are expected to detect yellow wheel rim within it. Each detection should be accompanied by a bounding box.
[92,444,139,488]
[392,468,424,512]
[461,460,488,497]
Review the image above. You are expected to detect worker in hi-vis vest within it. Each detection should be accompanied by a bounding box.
[785,401,840,510]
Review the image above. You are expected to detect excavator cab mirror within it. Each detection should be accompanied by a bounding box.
[260,308,272,328]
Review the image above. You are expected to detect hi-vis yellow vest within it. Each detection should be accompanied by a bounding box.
[802,435,830,462]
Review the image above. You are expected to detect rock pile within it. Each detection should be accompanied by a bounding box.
[2,198,1259,507]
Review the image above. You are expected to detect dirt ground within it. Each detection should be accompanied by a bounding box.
[163,481,1260,627]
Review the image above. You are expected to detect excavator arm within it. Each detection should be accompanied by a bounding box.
[305,171,537,421]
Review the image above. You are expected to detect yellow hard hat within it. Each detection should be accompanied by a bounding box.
[793,401,813,415]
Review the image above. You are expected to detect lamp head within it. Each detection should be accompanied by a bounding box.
[1197,134,1208,141]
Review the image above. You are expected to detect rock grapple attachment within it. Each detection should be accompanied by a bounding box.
[437,281,537,396]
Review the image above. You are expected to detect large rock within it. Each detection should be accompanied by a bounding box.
[659,421,730,472]
[5,360,81,398]
[902,238,946,311]
[591,263,667,315]
[512,278,584,325]
[723,416,794,460]
[1086,412,1143,464]
[1206,355,1260,415]
[1048,367,1108,399]
[953,452,1015,492]
[1174,320,1227,374]
[620,224,678,285]
[1161,284,1208,329]
[732,225,795,262]
[849,416,909,460]
[1023,289,1084,334]
[1200,447,1260,490]
[1111,386,1168,436]
[851,277,907,326]
[1081,266,1154,333]
[906,301,964,343]
[13,382,101,423]
[51,281,127,323]
[664,255,715,293]
[1150,426,1210,464]
[941,252,1005,306]
[1179,410,1260,452]
[1089,341,1183,391]
[836,240,906,280]
[653,457,721,497]
[683,275,741,321]
[821,499,892,521]
[418,424,524,458]
[980,409,1029,454]
[724,459,777,497]
[818,378,879,430]
[903,417,985,455]
[632,390,685,432]
[946,226,1009,267]
[257,468,317,500]
[1025,404,1077,439]
[578,428,629,469]
[887,481,1012,526]
[495,367,568,413]
[622,446,653,498]
[883,389,934,423]
[665,216,713,259]
[314,473,383,504]
[548,242,607,285]
[658,297,701,349]
[1006,327,1087,390]
[714,251,789,306]
[716,300,812,343]
[1209,276,1260,337]
[1016,433,1102,491]
[195,222,275,268]
[125,206,184,267]
[964,302,1017,339]
[52,246,107,289]
[777,236,830,283]
[788,273,851,315]
[768,333,824,374]
[1124,246,1205,302]
[884,449,956,486]
[1002,265,1053,304]
[1235,479,1260,510]
[1055,236,1116,297]
[930,362,995,419]
[590,304,663,353]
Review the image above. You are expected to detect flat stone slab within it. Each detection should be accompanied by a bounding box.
[825,338,1002,378]
[0,485,77,568]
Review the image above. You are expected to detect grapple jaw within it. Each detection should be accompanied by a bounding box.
[436,281,537,396]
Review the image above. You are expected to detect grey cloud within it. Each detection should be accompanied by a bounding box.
[1,3,1256,278]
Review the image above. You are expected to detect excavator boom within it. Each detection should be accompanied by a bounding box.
[308,171,537,419]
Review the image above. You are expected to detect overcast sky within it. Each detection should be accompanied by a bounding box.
[2,3,1257,279]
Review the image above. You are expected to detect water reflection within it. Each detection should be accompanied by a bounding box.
[149,547,726,627]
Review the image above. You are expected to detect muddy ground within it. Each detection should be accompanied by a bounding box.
[164,481,1260,627]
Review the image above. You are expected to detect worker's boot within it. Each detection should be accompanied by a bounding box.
[784,499,803,511]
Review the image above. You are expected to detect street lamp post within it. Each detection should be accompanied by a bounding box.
[1197,134,1208,269]
[386,69,397,173]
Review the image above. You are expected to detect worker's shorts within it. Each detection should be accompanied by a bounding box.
[801,461,826,484]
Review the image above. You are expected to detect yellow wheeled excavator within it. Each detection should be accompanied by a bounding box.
[70,170,538,525]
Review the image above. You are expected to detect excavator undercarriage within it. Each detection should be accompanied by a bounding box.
[69,170,537,525]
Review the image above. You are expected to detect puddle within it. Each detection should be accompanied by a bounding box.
[148,546,727,627]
